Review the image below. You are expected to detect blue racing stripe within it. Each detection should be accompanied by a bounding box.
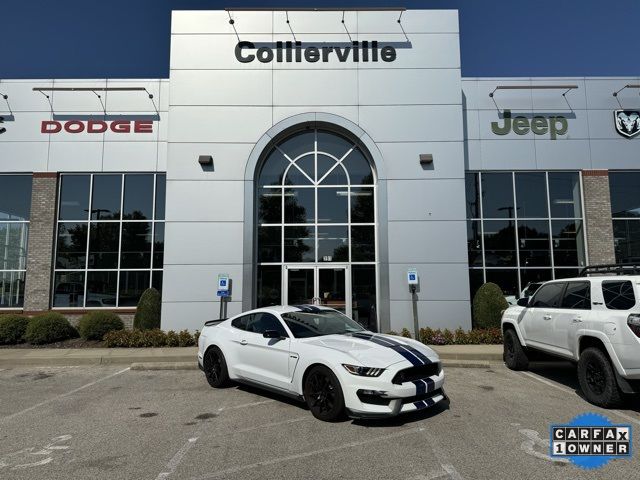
[423,377,435,392]
[412,380,426,396]
[367,334,433,365]
[350,332,423,366]
[413,400,427,410]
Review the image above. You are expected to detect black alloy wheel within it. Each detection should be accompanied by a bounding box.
[503,328,529,370]
[204,347,230,388]
[577,347,623,408]
[304,366,346,422]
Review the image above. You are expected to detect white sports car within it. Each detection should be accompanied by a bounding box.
[197,305,446,421]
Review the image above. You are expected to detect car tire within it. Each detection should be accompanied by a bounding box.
[303,366,346,422]
[503,328,529,371]
[204,346,230,388]
[577,347,623,408]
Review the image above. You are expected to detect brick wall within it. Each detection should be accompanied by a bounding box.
[582,170,616,266]
[23,173,58,311]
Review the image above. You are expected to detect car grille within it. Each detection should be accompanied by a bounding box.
[392,363,441,385]
[401,388,443,405]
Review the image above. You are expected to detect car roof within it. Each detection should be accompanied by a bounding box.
[243,305,336,315]
[544,276,640,284]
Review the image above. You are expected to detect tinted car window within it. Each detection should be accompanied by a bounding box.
[231,314,251,331]
[530,283,565,308]
[602,281,637,310]
[561,282,591,310]
[246,313,288,336]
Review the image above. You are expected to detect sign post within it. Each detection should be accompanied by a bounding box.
[217,273,231,319]
[407,269,420,340]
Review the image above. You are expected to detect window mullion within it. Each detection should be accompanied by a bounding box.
[116,174,125,307]
[83,174,94,308]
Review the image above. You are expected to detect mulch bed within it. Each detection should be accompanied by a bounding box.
[0,338,104,349]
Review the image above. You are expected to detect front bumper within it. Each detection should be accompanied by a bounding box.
[339,367,446,418]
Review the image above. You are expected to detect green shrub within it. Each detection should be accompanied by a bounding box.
[77,311,124,340]
[0,314,30,344]
[385,331,398,336]
[133,288,161,330]
[472,282,509,329]
[177,329,195,347]
[24,313,77,345]
[419,326,503,345]
[400,328,412,338]
[166,330,180,347]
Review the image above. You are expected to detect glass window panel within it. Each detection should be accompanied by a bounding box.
[258,189,282,224]
[53,271,85,307]
[258,227,282,263]
[483,220,517,267]
[520,269,552,297]
[515,172,548,218]
[481,173,514,218]
[123,174,154,220]
[155,174,166,220]
[86,271,117,307]
[153,223,164,269]
[0,223,29,270]
[613,220,640,263]
[55,222,87,269]
[120,222,152,269]
[465,173,480,219]
[549,172,582,218]
[258,148,289,187]
[351,226,375,262]
[59,175,90,220]
[0,271,25,308]
[552,220,586,267]
[485,269,519,299]
[610,172,640,218]
[284,226,314,262]
[152,271,163,294]
[118,271,151,307]
[287,268,314,304]
[257,265,281,308]
[88,223,120,269]
[317,226,349,262]
[468,269,484,304]
[91,174,121,220]
[284,188,314,224]
[554,268,580,279]
[317,188,348,223]
[342,148,373,185]
[0,175,32,221]
[350,188,374,223]
[518,220,551,267]
[285,156,314,185]
[279,130,315,161]
[317,131,352,159]
[530,282,565,308]
[467,220,483,267]
[603,280,636,310]
[351,265,377,331]
[317,156,348,185]
[561,282,591,310]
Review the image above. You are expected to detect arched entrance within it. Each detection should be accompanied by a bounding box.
[254,126,378,330]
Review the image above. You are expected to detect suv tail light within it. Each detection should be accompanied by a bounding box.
[627,314,640,337]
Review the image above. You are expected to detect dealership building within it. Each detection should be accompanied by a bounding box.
[0,9,639,332]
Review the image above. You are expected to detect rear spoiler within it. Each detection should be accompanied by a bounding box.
[204,319,226,327]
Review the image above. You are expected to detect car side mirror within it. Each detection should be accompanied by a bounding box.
[263,330,282,339]
[517,297,529,307]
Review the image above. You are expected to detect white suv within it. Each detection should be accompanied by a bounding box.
[501,267,640,408]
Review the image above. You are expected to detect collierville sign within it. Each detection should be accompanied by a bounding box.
[41,120,153,134]
[235,40,397,64]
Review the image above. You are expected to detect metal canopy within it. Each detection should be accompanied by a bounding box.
[489,85,579,98]
[613,84,640,97]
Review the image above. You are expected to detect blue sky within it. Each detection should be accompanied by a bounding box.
[2,0,639,79]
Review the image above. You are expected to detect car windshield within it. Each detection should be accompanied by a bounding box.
[281,310,365,338]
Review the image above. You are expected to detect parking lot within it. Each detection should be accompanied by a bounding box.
[0,363,638,480]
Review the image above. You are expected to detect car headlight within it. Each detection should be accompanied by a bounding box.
[342,364,384,377]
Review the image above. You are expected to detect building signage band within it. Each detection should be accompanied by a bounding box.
[491,110,568,140]
[235,40,397,64]
[40,120,154,134]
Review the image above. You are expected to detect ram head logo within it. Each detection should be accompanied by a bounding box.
[615,110,640,139]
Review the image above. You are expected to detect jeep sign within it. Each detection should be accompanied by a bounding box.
[491,110,568,140]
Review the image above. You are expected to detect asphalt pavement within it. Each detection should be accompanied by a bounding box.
[0,362,638,479]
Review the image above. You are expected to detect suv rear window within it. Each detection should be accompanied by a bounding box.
[561,282,591,310]
[602,281,637,310]
[530,283,565,308]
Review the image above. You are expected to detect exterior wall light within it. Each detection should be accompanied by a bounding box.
[198,155,213,166]
[419,154,433,166]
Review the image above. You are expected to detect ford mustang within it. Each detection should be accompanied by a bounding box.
[197,305,446,421]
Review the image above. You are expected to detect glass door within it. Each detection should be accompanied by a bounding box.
[284,265,351,317]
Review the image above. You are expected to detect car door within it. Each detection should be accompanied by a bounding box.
[551,281,591,356]
[224,314,253,377]
[239,312,292,391]
[521,282,566,349]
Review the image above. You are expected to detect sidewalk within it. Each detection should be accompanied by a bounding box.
[0,345,503,368]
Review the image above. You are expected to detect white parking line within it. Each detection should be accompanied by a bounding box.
[519,370,640,426]
[417,427,464,480]
[217,399,275,412]
[193,427,424,479]
[155,436,199,480]
[0,367,130,423]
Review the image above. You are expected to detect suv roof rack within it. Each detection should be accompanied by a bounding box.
[579,264,640,277]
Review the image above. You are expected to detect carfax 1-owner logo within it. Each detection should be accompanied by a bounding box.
[550,413,632,469]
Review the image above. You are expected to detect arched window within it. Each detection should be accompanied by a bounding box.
[255,128,377,329]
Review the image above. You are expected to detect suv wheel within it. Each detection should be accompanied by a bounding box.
[503,328,529,370]
[577,347,623,408]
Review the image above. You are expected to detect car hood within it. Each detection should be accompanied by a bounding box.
[299,332,440,369]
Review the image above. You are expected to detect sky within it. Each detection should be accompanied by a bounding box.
[2,0,639,79]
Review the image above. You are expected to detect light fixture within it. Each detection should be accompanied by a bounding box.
[198,155,213,166]
[419,153,433,166]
